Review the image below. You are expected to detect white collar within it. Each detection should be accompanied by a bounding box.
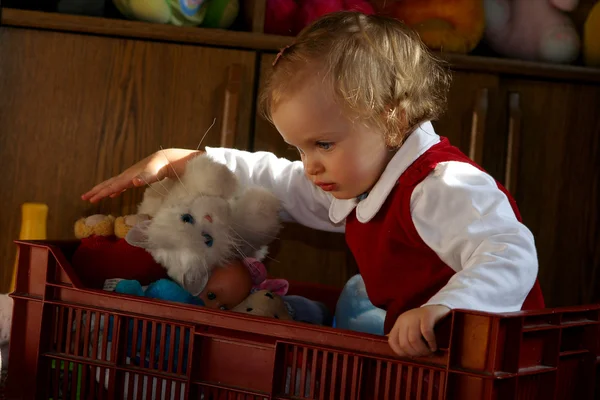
[329,121,440,224]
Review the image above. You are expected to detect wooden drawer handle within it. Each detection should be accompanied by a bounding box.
[469,88,488,165]
[505,92,522,195]
[220,64,242,148]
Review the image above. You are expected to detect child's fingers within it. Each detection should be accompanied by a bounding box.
[387,325,402,356]
[85,176,133,203]
[420,320,437,352]
[81,178,116,202]
[407,323,430,356]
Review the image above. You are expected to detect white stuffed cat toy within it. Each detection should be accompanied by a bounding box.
[126,154,282,296]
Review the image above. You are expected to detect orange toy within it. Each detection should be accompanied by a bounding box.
[198,259,254,311]
[375,0,485,53]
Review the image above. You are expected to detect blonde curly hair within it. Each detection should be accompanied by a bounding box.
[259,11,452,148]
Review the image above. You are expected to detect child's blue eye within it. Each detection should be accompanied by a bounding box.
[181,213,195,224]
[203,233,214,247]
[316,142,333,150]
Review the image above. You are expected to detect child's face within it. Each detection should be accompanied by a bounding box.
[271,76,393,200]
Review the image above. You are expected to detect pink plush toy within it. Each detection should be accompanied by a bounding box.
[244,258,289,295]
[265,0,375,36]
[484,0,581,64]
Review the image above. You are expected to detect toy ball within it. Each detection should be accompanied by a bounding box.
[334,274,386,336]
[113,0,209,26]
[202,0,239,29]
[584,1,600,67]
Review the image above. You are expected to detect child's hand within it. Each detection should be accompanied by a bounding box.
[81,148,201,203]
[387,305,450,358]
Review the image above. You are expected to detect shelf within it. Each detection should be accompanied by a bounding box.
[441,53,600,84]
[0,7,291,51]
[2,8,600,83]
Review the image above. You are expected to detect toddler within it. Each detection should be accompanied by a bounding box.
[82,11,545,358]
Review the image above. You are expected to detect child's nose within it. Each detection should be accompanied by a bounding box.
[303,157,323,176]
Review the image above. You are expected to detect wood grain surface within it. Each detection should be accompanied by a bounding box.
[0,26,257,292]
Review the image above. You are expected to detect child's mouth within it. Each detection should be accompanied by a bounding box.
[315,182,336,191]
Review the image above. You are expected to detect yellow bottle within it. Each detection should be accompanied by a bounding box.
[9,203,48,293]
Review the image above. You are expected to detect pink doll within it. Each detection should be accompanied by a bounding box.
[198,258,289,311]
[200,258,331,325]
[484,0,581,64]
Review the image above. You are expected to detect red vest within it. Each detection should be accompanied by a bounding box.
[345,137,545,333]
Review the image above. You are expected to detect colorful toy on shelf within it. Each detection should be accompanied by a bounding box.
[584,1,600,67]
[202,0,239,29]
[112,0,209,26]
[375,0,485,54]
[264,0,375,36]
[483,0,581,64]
[112,0,239,28]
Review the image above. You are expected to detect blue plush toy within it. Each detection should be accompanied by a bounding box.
[334,274,386,336]
[116,278,204,306]
[112,279,204,372]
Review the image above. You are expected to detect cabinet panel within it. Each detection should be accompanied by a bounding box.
[500,78,600,307]
[254,53,357,288]
[432,71,504,181]
[0,27,257,291]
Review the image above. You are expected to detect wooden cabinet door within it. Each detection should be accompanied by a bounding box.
[499,78,600,307]
[0,27,257,291]
[254,53,356,288]
[432,71,504,181]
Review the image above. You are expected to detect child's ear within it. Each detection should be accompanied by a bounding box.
[125,220,152,248]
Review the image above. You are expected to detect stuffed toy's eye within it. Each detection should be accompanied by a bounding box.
[207,292,216,300]
[203,233,214,247]
[181,213,195,224]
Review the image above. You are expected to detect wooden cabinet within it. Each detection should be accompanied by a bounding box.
[433,73,497,163]
[497,78,600,306]
[0,26,257,291]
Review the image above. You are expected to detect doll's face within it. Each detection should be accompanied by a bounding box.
[199,259,253,310]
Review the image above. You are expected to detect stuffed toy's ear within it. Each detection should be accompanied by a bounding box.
[243,258,267,285]
[125,219,152,248]
[231,186,282,256]
[181,154,239,199]
[181,267,209,297]
[257,279,289,296]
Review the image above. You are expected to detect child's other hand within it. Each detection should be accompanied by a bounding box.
[387,305,450,358]
[81,148,201,203]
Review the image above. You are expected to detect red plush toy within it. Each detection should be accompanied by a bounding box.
[265,0,375,36]
[71,214,169,289]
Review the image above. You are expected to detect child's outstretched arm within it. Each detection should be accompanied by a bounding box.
[204,147,343,233]
[388,161,539,358]
[82,148,201,203]
[82,147,342,233]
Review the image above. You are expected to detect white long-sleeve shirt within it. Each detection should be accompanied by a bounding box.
[204,122,539,312]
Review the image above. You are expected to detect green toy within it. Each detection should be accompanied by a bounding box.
[202,0,239,29]
[112,0,209,26]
